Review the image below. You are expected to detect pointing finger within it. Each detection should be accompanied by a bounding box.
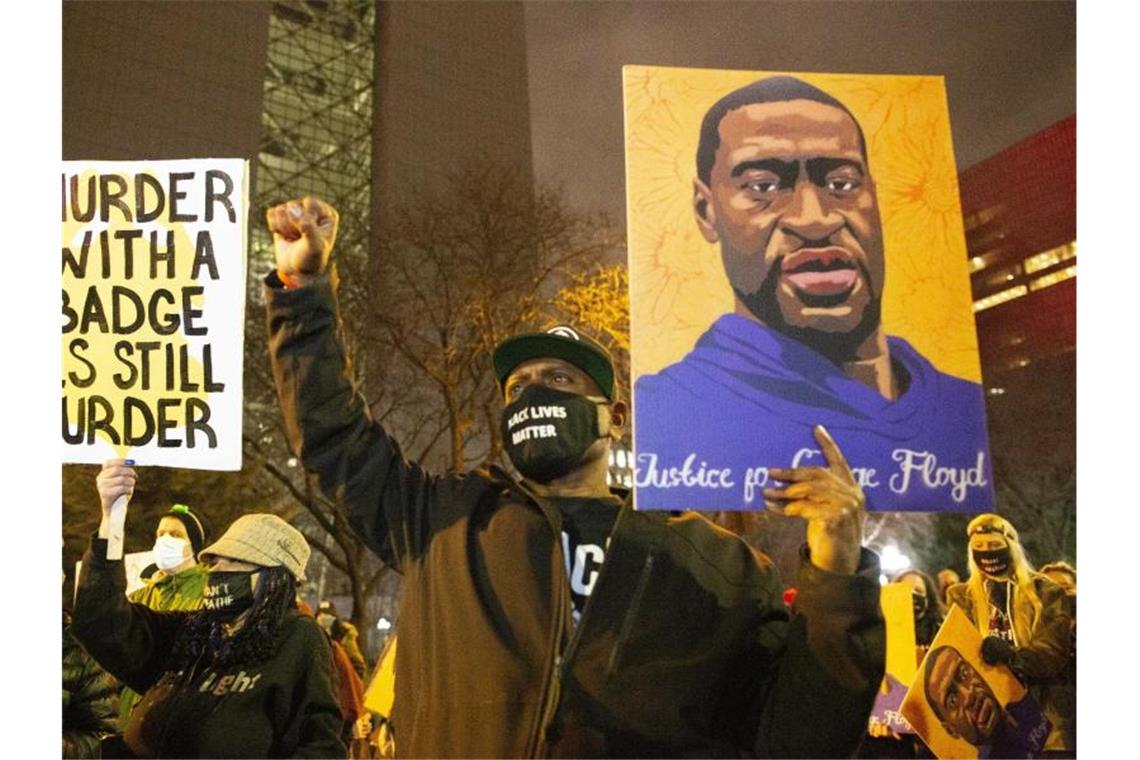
[814,425,856,485]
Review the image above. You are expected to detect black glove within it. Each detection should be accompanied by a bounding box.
[981,635,1015,666]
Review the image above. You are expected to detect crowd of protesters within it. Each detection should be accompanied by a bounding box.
[61,192,1076,759]
[68,461,345,757]
[63,482,1078,760]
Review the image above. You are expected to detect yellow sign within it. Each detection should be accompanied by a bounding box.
[625,67,993,513]
[625,66,978,381]
[883,581,918,687]
[901,606,1049,758]
[364,634,398,717]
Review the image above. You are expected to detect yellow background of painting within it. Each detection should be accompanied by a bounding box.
[899,605,1029,759]
[623,66,981,383]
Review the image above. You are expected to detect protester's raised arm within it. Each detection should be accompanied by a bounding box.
[264,198,445,572]
[72,462,184,694]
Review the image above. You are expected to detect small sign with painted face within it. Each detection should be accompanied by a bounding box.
[900,606,1050,758]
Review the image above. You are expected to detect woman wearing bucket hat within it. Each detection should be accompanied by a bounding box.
[72,459,346,759]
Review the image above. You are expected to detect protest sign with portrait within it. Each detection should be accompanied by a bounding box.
[901,605,1050,758]
[625,66,993,512]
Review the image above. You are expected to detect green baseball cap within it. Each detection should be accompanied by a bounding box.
[492,325,615,400]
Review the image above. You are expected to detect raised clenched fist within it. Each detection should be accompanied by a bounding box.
[265,196,339,286]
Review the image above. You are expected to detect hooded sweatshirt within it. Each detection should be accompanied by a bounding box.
[633,314,993,511]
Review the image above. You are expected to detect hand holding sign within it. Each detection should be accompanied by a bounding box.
[763,425,866,575]
[96,459,137,517]
[96,458,137,559]
[266,196,339,287]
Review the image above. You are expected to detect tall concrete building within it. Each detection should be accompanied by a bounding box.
[63,0,534,246]
[62,1,271,162]
[371,0,534,204]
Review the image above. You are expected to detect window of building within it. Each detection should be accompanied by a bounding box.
[977,262,1023,291]
[1029,264,1077,292]
[963,205,1003,232]
[973,285,1028,312]
[1023,241,1076,274]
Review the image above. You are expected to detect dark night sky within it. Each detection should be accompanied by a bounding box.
[524,0,1075,224]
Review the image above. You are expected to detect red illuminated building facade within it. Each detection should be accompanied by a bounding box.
[959,116,1076,468]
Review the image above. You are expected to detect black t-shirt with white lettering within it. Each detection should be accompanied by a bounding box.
[549,496,621,624]
[985,579,1016,644]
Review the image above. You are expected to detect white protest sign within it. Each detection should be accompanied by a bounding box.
[61,159,249,471]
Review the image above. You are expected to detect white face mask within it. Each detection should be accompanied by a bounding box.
[153,534,191,571]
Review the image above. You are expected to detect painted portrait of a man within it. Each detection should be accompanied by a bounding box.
[626,69,993,511]
[899,602,1050,758]
[922,645,1048,758]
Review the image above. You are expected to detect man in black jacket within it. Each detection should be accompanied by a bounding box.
[264,196,885,757]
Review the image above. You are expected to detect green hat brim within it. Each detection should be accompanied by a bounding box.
[492,333,614,400]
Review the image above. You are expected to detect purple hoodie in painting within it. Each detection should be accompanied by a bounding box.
[633,314,993,512]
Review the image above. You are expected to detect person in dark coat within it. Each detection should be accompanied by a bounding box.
[72,460,346,759]
[895,568,946,647]
[63,609,118,758]
[260,194,887,757]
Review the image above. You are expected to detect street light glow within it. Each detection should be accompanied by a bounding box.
[879,544,911,574]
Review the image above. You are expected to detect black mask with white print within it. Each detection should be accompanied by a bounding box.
[501,385,609,483]
[912,591,928,619]
[973,547,1013,578]
[202,570,256,618]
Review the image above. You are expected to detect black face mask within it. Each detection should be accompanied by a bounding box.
[973,547,1013,578]
[912,591,928,618]
[202,571,256,618]
[501,384,608,483]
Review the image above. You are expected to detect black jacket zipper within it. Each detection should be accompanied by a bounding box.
[606,552,655,677]
[532,497,636,756]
